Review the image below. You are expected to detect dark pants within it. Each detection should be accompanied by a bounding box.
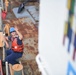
[5,49,23,65]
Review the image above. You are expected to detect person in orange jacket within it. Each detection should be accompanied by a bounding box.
[4,26,24,65]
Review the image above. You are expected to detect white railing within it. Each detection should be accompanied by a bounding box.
[36,54,52,75]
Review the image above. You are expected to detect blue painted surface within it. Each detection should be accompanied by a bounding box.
[67,62,76,75]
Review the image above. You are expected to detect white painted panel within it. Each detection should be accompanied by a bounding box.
[38,0,76,75]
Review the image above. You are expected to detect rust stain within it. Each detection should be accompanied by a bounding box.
[3,17,38,38]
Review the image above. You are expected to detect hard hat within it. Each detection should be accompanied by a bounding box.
[10,27,15,33]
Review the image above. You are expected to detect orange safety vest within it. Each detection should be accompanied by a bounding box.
[12,38,24,52]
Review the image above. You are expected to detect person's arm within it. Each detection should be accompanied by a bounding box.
[15,26,23,40]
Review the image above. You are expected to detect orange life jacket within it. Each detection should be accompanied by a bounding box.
[11,38,24,52]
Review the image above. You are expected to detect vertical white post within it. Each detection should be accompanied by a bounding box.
[6,62,9,75]
[0,7,2,30]
[3,33,5,61]
[3,43,5,61]
[1,0,4,9]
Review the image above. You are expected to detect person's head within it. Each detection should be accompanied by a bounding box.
[10,27,16,37]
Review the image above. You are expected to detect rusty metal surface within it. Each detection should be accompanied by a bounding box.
[3,17,38,38]
[22,37,38,60]
[2,1,40,74]
[21,60,41,75]
[3,17,40,75]
[3,17,38,58]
